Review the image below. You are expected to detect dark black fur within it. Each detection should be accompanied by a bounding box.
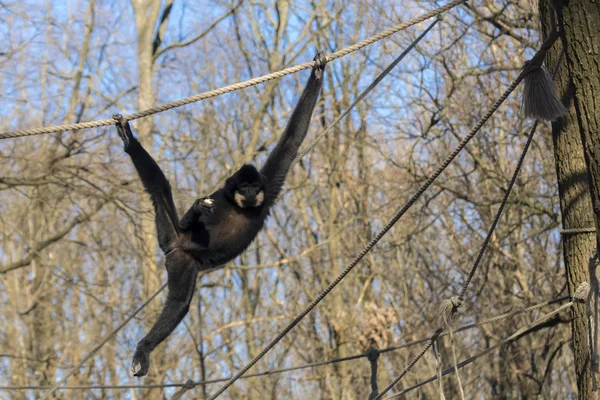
[115,52,327,377]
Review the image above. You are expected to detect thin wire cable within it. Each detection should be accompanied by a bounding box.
[0,296,569,392]
[0,0,466,141]
[382,301,575,399]
[38,282,168,400]
[292,16,441,167]
[206,55,530,400]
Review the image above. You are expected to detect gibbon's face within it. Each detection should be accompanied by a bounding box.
[229,164,265,208]
[234,181,264,208]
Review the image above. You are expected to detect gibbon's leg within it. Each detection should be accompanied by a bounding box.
[131,252,199,377]
[115,116,180,253]
[178,196,215,230]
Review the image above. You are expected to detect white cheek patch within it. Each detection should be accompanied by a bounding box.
[255,191,264,206]
[234,191,246,208]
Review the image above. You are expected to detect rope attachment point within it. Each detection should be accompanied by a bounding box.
[521,30,566,121]
[439,297,463,326]
[170,380,196,400]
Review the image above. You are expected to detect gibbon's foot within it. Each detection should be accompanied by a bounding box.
[194,196,215,215]
[313,51,328,80]
[131,345,151,377]
[113,114,134,151]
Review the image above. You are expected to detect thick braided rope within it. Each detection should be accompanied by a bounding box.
[0,0,466,141]
[382,301,575,399]
[560,227,596,235]
[376,117,541,398]
[375,81,540,398]
[206,54,525,400]
[39,283,168,400]
[458,45,564,301]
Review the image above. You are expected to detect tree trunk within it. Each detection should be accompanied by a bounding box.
[557,0,600,247]
[545,0,600,398]
[130,0,172,392]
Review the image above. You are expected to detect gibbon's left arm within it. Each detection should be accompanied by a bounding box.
[260,51,327,207]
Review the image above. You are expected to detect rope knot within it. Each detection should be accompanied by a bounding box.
[183,379,196,390]
[367,347,380,400]
[366,347,380,362]
[522,30,560,76]
[439,297,463,327]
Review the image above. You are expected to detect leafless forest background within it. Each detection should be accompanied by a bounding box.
[0,0,581,398]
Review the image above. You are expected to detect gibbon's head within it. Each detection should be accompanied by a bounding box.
[225,164,265,208]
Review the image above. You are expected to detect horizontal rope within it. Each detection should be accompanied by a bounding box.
[0,296,567,392]
[560,227,596,235]
[0,0,466,141]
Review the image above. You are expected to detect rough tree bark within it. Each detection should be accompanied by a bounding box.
[539,2,595,398]
[543,0,600,398]
[130,0,173,390]
[556,0,600,244]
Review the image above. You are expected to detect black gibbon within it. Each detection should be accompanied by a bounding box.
[114,51,327,377]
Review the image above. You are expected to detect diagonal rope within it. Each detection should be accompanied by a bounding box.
[382,301,575,399]
[0,0,466,141]
[39,283,168,400]
[374,44,565,399]
[206,35,529,400]
[457,119,540,301]
[377,329,442,400]
[0,296,568,393]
